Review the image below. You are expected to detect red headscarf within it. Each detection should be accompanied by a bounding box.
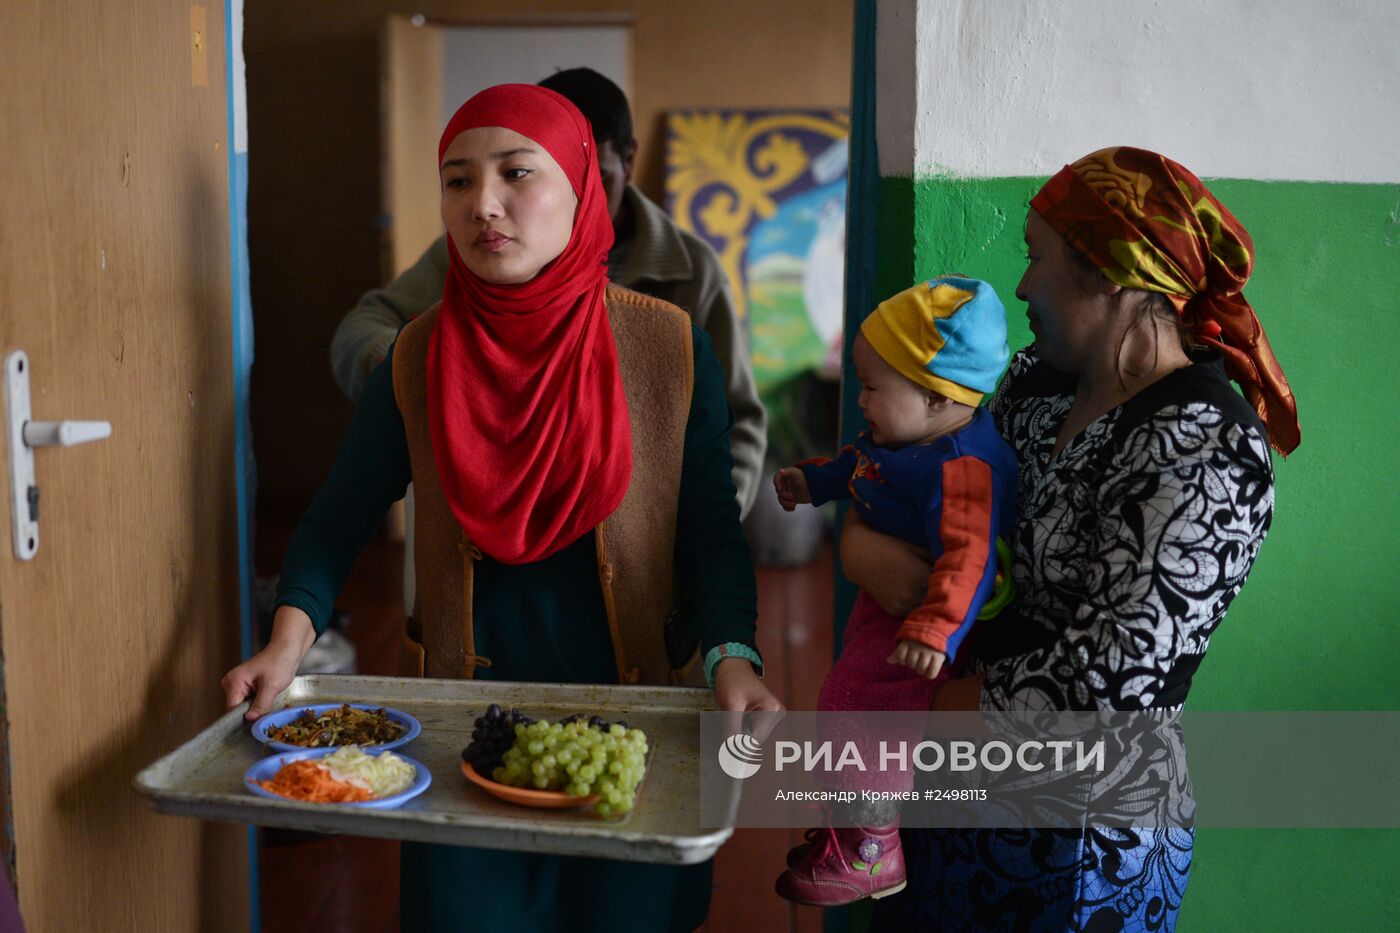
[1031,147,1300,455]
[427,84,631,564]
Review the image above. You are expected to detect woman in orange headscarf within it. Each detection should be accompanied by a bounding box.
[222,84,781,932]
[843,147,1294,931]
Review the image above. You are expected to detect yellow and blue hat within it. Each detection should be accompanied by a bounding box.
[859,275,1010,406]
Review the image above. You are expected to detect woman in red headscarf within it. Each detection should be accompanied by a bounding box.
[222,84,780,932]
[839,147,1294,931]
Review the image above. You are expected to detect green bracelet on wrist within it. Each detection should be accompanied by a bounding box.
[704,642,764,690]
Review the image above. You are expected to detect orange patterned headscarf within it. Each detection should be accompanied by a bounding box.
[1031,147,1300,454]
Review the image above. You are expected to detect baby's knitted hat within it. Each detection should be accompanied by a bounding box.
[859,275,1010,406]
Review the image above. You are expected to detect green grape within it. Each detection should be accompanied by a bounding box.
[485,714,648,814]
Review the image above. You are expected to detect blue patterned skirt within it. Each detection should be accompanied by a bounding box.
[872,826,1193,932]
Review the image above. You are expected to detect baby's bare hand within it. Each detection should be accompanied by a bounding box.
[773,467,811,512]
[887,640,946,679]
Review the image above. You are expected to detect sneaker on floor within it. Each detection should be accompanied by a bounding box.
[775,821,906,907]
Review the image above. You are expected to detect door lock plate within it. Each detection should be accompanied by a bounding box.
[5,351,39,560]
[4,350,112,561]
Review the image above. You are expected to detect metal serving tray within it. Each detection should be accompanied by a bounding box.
[133,674,730,865]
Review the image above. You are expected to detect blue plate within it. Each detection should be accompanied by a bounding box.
[251,703,420,753]
[244,747,432,809]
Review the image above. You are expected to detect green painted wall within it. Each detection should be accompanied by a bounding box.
[859,175,1400,929]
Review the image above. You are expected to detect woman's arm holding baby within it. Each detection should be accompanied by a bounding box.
[839,509,935,617]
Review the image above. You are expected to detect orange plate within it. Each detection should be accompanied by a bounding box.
[461,761,600,810]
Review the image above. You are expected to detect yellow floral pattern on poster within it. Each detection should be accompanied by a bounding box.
[665,109,850,463]
[665,109,849,322]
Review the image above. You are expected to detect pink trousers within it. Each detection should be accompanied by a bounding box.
[818,590,949,713]
[815,591,952,795]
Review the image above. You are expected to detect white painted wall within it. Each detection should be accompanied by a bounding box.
[441,26,630,127]
[875,0,918,176]
[879,0,1400,182]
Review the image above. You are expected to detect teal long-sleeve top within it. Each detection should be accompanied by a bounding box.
[274,325,758,684]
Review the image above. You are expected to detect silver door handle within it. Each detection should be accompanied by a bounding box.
[4,350,112,560]
[22,420,112,447]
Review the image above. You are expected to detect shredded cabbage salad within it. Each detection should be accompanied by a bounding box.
[319,747,415,798]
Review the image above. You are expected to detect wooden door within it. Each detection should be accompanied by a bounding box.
[383,15,445,281]
[0,2,248,930]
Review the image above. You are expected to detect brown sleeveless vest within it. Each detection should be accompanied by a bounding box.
[392,284,701,687]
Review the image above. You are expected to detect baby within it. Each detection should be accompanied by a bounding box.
[772,275,1018,907]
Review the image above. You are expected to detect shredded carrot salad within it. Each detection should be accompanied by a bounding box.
[258,759,372,803]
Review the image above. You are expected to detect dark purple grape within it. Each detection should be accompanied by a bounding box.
[464,707,538,773]
[467,707,635,774]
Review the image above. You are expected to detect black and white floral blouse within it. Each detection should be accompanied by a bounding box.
[976,346,1275,712]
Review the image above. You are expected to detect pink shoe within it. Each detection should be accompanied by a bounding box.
[785,827,822,868]
[775,822,906,906]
